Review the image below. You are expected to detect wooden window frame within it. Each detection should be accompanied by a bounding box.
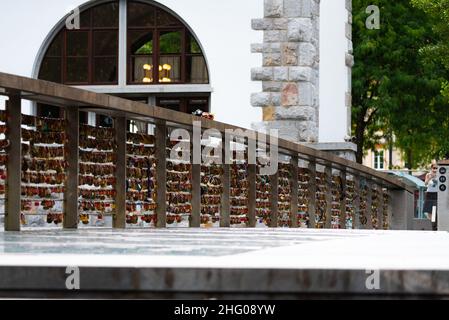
[127,2,208,85]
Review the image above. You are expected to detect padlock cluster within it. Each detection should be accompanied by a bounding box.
[126,132,158,226]
[256,161,271,227]
[21,114,67,226]
[200,162,222,227]
[0,111,8,224]
[78,124,116,226]
[371,186,380,229]
[359,182,369,226]
[298,168,310,228]
[230,154,249,227]
[166,138,192,226]
[315,171,328,229]
[330,174,343,229]
[277,163,292,228]
[345,178,356,229]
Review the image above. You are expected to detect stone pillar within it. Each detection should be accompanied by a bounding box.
[251,0,321,143]
[345,0,354,138]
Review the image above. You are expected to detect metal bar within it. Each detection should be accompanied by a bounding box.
[377,184,384,230]
[155,120,167,228]
[270,168,279,228]
[63,107,79,229]
[113,116,127,229]
[307,160,317,229]
[220,136,230,228]
[247,163,257,228]
[324,166,332,229]
[290,155,299,228]
[339,169,347,230]
[5,94,21,231]
[353,174,361,229]
[190,162,201,228]
[366,179,373,230]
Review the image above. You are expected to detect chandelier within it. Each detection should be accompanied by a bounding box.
[142,64,172,83]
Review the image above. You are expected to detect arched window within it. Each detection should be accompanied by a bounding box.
[38,0,209,86]
[127,1,208,84]
[39,1,119,85]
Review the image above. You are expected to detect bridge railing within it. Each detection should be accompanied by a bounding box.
[0,72,414,231]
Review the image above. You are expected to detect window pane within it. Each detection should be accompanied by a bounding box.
[93,2,119,28]
[132,56,153,83]
[186,56,208,83]
[47,32,63,57]
[66,32,88,56]
[156,10,181,26]
[66,57,88,83]
[128,2,155,27]
[159,31,181,54]
[80,10,91,28]
[157,99,181,112]
[94,31,118,56]
[159,56,180,83]
[39,57,62,83]
[187,98,209,114]
[187,34,202,54]
[129,31,153,54]
[94,57,117,83]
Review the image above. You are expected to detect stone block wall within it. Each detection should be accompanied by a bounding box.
[251,0,321,143]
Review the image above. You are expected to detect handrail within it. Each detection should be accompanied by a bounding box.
[0,72,413,193]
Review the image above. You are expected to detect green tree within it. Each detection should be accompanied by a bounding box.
[411,0,449,71]
[352,0,449,167]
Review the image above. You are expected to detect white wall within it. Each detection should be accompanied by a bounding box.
[0,0,349,140]
[319,0,349,143]
[0,0,262,128]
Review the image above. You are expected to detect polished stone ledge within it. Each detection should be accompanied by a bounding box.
[0,228,448,298]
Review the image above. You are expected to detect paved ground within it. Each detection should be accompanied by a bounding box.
[1,228,449,298]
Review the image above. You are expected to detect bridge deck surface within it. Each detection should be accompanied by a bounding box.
[0,228,448,298]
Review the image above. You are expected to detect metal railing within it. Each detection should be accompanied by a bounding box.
[0,72,415,231]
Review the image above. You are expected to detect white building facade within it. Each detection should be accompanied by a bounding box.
[0,0,351,146]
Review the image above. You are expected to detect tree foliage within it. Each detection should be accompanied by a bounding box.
[352,0,449,168]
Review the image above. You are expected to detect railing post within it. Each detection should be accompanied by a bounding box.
[245,133,256,228]
[155,120,167,228]
[324,165,332,229]
[63,107,79,229]
[220,135,230,227]
[247,161,257,228]
[307,160,317,228]
[389,189,414,230]
[290,155,299,228]
[113,116,127,229]
[339,169,347,229]
[269,167,279,228]
[190,149,201,228]
[353,174,361,229]
[366,179,373,230]
[377,184,384,230]
[5,93,21,231]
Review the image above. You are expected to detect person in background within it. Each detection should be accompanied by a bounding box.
[424,161,438,229]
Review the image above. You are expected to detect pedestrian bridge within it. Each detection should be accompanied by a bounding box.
[0,72,414,232]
